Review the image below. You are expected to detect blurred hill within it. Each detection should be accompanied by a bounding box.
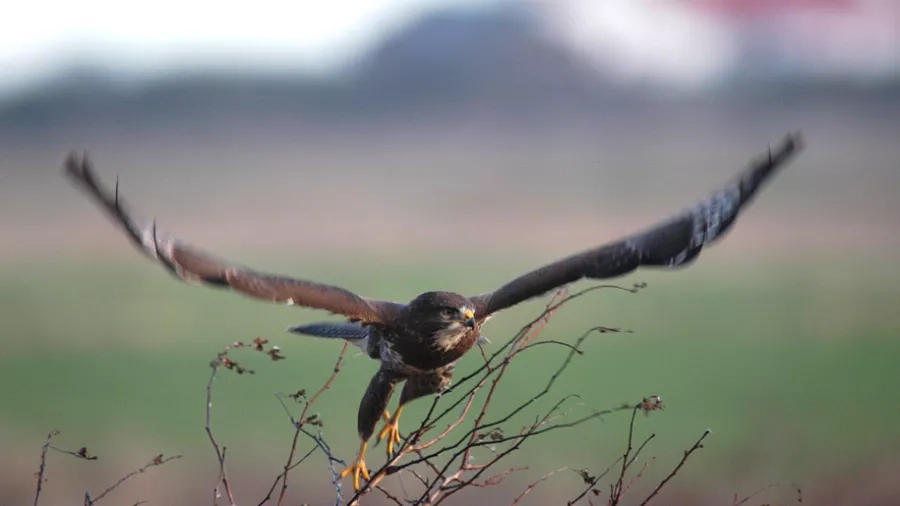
[0,4,896,140]
[0,7,610,138]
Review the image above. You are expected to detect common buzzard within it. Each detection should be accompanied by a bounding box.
[63,133,802,490]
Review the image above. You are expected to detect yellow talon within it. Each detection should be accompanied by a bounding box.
[377,405,404,456]
[340,440,370,491]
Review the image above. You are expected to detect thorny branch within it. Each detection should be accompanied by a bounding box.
[206,337,286,506]
[206,357,236,506]
[34,431,100,506]
[732,481,803,506]
[267,340,350,506]
[565,395,664,506]
[510,467,568,506]
[85,454,182,505]
[33,430,60,506]
[638,429,712,506]
[33,430,178,506]
[257,445,318,506]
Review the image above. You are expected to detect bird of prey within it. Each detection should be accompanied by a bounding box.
[63,134,802,491]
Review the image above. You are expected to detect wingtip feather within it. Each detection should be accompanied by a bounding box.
[62,150,81,174]
[63,151,90,179]
[776,131,804,160]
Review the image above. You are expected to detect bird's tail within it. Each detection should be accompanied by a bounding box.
[287,322,368,342]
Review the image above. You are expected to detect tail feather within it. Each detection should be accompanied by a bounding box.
[287,322,368,341]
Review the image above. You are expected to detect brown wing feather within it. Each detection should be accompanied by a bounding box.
[63,153,402,325]
[470,133,803,317]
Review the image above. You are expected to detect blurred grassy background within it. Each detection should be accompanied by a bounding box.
[2,253,899,505]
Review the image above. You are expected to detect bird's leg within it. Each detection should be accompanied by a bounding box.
[344,369,399,491]
[339,439,370,491]
[377,404,404,456]
[377,369,454,458]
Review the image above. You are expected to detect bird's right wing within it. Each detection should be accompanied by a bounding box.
[470,133,803,318]
[63,153,403,326]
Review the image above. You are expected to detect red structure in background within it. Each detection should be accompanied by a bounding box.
[688,0,857,16]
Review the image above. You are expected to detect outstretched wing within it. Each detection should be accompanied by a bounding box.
[470,133,803,318]
[63,153,403,325]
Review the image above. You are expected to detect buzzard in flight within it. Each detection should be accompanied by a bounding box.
[63,134,802,491]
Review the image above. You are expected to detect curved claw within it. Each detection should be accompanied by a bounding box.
[378,419,403,456]
[340,442,371,491]
[377,405,404,456]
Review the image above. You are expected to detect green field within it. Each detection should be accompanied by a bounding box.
[2,255,899,504]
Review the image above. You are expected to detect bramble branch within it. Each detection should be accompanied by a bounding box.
[33,430,59,506]
[85,454,182,505]
[206,337,288,506]
[732,481,803,506]
[638,428,712,506]
[269,340,349,506]
[33,430,178,506]
[565,397,664,506]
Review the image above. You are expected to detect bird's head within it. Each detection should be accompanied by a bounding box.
[407,291,476,329]
[406,292,477,351]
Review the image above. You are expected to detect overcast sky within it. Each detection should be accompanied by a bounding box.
[1,0,494,95]
[2,0,897,98]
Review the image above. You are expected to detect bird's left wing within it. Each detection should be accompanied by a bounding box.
[63,153,403,325]
[469,133,803,318]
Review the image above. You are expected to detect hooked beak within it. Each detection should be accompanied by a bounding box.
[463,309,476,329]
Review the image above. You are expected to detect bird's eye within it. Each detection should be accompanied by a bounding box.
[440,308,457,319]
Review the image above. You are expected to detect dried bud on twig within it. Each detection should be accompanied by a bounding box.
[640,395,664,416]
[575,468,595,484]
[267,346,285,361]
[302,413,324,427]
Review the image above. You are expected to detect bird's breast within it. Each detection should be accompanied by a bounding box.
[383,327,479,372]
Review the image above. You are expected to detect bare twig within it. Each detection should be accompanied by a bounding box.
[733,481,803,506]
[86,454,182,505]
[35,430,178,506]
[35,434,101,506]
[33,430,60,506]
[627,434,656,470]
[610,406,642,505]
[49,445,98,461]
[376,485,406,506]
[271,341,349,506]
[621,457,655,500]
[257,446,317,506]
[313,429,345,506]
[205,338,287,505]
[511,466,567,506]
[205,357,237,506]
[566,396,664,506]
[639,429,711,506]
